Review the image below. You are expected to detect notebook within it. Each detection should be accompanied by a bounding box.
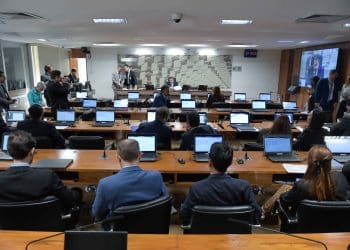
[56,110,75,126]
[114,99,129,110]
[325,136,350,163]
[127,134,157,161]
[234,93,247,102]
[0,133,13,160]
[263,135,301,162]
[93,110,115,127]
[251,100,267,112]
[6,110,26,126]
[31,159,73,169]
[230,112,256,132]
[194,134,223,162]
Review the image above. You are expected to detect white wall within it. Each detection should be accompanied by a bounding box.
[231,50,281,100]
[37,45,70,76]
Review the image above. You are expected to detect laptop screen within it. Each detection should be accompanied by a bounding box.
[96,111,114,122]
[2,134,10,151]
[230,113,249,124]
[180,93,191,100]
[114,99,128,108]
[199,112,208,125]
[275,112,294,124]
[234,93,246,101]
[83,99,97,108]
[264,136,292,154]
[194,135,223,153]
[283,101,297,110]
[182,100,196,109]
[259,93,271,101]
[57,111,75,122]
[147,111,156,122]
[252,100,266,109]
[76,92,88,99]
[7,111,25,122]
[128,92,140,100]
[128,135,156,152]
[325,136,350,154]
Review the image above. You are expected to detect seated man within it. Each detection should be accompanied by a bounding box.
[180,111,216,150]
[27,82,45,106]
[92,139,168,220]
[330,100,350,136]
[152,84,170,108]
[17,104,65,148]
[136,107,172,150]
[0,130,82,210]
[180,142,261,224]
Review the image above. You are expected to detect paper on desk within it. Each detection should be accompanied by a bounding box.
[55,126,69,130]
[283,164,307,173]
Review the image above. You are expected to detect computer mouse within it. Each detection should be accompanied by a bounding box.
[177,158,186,164]
[236,158,244,165]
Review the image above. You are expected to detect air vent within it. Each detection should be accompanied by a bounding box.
[296,14,350,23]
[0,12,48,23]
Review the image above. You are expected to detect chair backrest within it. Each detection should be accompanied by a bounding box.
[297,200,350,233]
[211,102,231,108]
[145,84,154,90]
[112,196,172,234]
[243,142,264,151]
[68,136,105,149]
[0,196,64,231]
[187,205,255,234]
[34,136,54,149]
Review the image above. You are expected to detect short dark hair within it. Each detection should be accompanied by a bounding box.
[44,65,51,72]
[71,68,77,73]
[8,131,36,160]
[116,139,139,162]
[209,142,233,173]
[187,111,199,128]
[0,71,4,78]
[161,84,169,93]
[156,107,169,122]
[329,69,337,75]
[124,64,129,68]
[51,70,61,79]
[28,104,43,120]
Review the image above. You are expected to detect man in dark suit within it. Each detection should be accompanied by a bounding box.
[0,130,81,210]
[17,104,65,148]
[166,77,178,88]
[180,142,261,224]
[46,70,70,117]
[92,139,168,220]
[180,111,216,150]
[124,64,137,89]
[0,71,16,111]
[152,84,170,108]
[136,107,172,149]
[315,69,340,112]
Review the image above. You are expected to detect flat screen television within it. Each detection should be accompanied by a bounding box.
[299,48,340,87]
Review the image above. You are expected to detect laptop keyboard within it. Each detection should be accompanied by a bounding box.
[0,151,12,160]
[195,153,209,162]
[333,155,350,163]
[268,154,301,162]
[93,122,114,127]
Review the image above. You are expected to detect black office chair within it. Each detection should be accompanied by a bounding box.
[145,84,154,90]
[110,196,172,234]
[276,199,350,233]
[198,85,208,91]
[182,205,255,234]
[0,196,72,231]
[211,102,231,109]
[243,142,264,151]
[34,136,54,149]
[68,136,105,150]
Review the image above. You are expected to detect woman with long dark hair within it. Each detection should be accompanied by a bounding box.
[257,115,292,144]
[206,86,225,108]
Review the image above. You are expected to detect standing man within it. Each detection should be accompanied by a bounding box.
[124,64,137,89]
[0,71,16,111]
[46,70,70,117]
[112,65,125,99]
[41,65,52,106]
[67,69,79,84]
[27,82,45,106]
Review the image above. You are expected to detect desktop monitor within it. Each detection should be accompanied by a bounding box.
[259,93,271,101]
[57,110,75,122]
[128,92,140,100]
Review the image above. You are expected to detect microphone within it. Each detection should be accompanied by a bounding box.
[227,218,328,250]
[100,142,114,160]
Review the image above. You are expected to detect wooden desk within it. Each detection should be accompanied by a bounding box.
[1,230,349,250]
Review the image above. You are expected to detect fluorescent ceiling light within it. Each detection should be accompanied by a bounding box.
[198,48,216,56]
[221,19,253,25]
[277,40,294,43]
[140,44,165,47]
[344,23,350,27]
[93,18,127,24]
[184,44,207,47]
[135,48,153,55]
[37,39,47,42]
[93,43,123,47]
[225,44,258,48]
[299,41,310,44]
[165,48,185,55]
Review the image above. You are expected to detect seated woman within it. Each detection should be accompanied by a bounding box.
[206,86,225,108]
[295,109,329,151]
[256,115,292,144]
[279,145,348,215]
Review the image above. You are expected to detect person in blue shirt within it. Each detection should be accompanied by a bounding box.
[92,139,168,220]
[152,84,170,108]
[27,82,45,106]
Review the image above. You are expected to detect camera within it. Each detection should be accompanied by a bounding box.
[171,13,183,23]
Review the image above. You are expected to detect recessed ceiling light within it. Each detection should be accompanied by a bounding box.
[93,18,127,24]
[277,40,294,43]
[221,19,253,25]
[140,44,165,47]
[198,48,216,56]
[165,48,185,55]
[225,44,258,48]
[184,44,207,47]
[299,41,310,44]
[93,43,124,47]
[344,23,350,27]
[37,39,47,42]
[135,48,153,55]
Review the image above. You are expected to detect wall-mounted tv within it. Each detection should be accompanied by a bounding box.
[299,48,340,87]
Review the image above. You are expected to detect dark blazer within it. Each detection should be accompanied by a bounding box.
[280,172,348,215]
[17,120,65,148]
[180,173,261,224]
[0,115,10,137]
[46,80,70,111]
[136,120,172,150]
[315,78,340,111]
[67,74,79,84]
[0,165,81,209]
[0,83,12,110]
[124,70,137,87]
[330,116,350,136]
[295,128,329,151]
[206,94,225,108]
[152,93,170,108]
[180,125,216,150]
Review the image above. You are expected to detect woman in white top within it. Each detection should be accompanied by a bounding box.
[337,75,350,119]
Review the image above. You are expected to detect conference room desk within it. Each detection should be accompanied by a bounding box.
[0,150,308,185]
[1,230,349,250]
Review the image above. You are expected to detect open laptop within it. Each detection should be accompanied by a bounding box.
[259,93,271,101]
[0,133,13,160]
[31,159,73,169]
[127,134,157,161]
[325,136,350,163]
[251,100,267,112]
[128,91,140,101]
[283,101,298,112]
[81,99,97,109]
[230,112,256,132]
[181,100,196,111]
[56,110,75,126]
[234,93,247,102]
[93,110,115,127]
[194,134,223,162]
[199,112,208,125]
[275,112,296,129]
[147,110,156,122]
[6,110,26,126]
[76,92,88,99]
[114,99,129,111]
[263,135,301,162]
[180,92,192,100]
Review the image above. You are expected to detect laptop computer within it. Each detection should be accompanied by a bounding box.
[56,110,75,126]
[325,136,350,163]
[76,92,88,99]
[234,93,247,102]
[259,93,271,101]
[64,231,127,250]
[6,110,26,126]
[194,134,223,162]
[127,134,157,161]
[181,100,196,110]
[230,112,256,132]
[275,112,296,129]
[180,92,192,100]
[114,99,129,111]
[263,135,301,162]
[147,110,156,122]
[31,159,73,169]
[251,100,267,112]
[81,99,97,109]
[283,101,298,112]
[128,91,140,101]
[0,133,13,160]
[199,112,208,125]
[93,110,115,127]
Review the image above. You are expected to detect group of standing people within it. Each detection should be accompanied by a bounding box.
[112,64,137,99]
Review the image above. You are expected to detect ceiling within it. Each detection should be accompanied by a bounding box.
[0,0,350,50]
